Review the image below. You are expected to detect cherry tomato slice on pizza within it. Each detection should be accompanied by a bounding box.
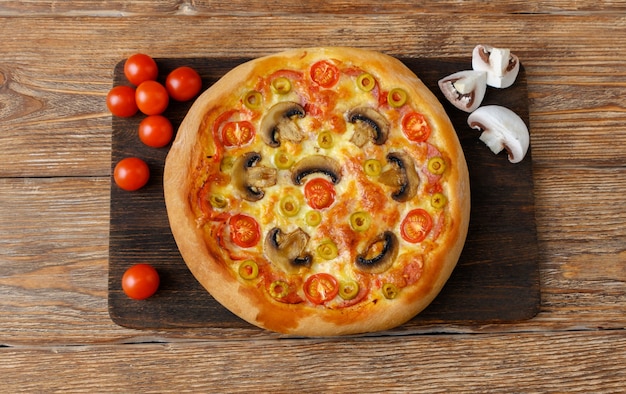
[221,121,255,147]
[310,60,340,88]
[304,273,339,304]
[229,214,261,248]
[402,112,431,142]
[304,178,336,209]
[400,208,433,243]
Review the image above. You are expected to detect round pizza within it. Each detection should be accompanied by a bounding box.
[163,47,470,336]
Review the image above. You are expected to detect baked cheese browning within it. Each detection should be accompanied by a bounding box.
[188,53,455,310]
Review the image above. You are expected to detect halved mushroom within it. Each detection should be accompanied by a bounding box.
[355,231,399,274]
[264,227,312,274]
[467,105,529,164]
[438,70,487,113]
[346,107,390,147]
[260,101,306,147]
[378,151,420,202]
[472,44,520,89]
[291,155,342,185]
[232,152,278,201]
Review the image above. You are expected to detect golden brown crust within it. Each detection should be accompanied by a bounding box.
[164,47,470,336]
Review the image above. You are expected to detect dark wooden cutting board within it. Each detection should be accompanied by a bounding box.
[108,56,540,331]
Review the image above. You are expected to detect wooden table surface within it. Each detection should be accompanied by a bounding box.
[1,1,625,392]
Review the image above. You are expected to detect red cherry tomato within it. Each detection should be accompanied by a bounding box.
[221,121,255,147]
[229,214,261,248]
[135,80,169,115]
[304,273,339,304]
[400,208,433,243]
[304,178,336,209]
[106,85,138,117]
[113,157,150,191]
[124,53,158,86]
[402,112,431,142]
[166,66,202,101]
[122,263,160,300]
[138,115,174,148]
[310,60,340,88]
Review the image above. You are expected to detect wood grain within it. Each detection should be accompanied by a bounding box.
[2,331,625,392]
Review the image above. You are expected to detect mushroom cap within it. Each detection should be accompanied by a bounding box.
[472,44,520,89]
[467,105,529,163]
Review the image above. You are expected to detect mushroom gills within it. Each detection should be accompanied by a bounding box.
[232,152,278,201]
[346,107,390,147]
[264,227,312,274]
[260,102,306,147]
[378,151,419,202]
[438,70,487,113]
[355,231,399,274]
[291,155,342,185]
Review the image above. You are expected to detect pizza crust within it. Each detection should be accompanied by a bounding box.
[164,47,470,336]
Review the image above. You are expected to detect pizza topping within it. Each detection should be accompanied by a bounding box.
[379,151,420,202]
[438,70,487,113]
[316,239,339,260]
[310,60,340,88]
[304,273,340,305]
[430,192,448,209]
[387,88,408,108]
[338,280,360,300]
[273,150,294,169]
[271,77,292,94]
[346,107,390,147]
[356,73,376,92]
[400,209,433,244]
[232,152,277,201]
[382,283,400,299]
[467,105,529,163]
[269,280,290,299]
[291,155,342,185]
[243,90,263,110]
[221,121,255,147]
[279,194,301,217]
[317,130,334,149]
[238,260,259,280]
[363,159,382,177]
[209,194,228,209]
[472,44,520,89]
[304,178,336,209]
[427,156,446,175]
[402,112,431,142]
[349,211,371,232]
[264,227,312,273]
[229,214,261,248]
[260,101,306,147]
[355,231,399,273]
[305,210,322,227]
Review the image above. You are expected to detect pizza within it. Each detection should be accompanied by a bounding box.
[163,47,470,336]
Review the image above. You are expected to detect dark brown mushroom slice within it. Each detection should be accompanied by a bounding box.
[232,152,277,201]
[260,101,306,147]
[378,151,420,202]
[264,227,312,274]
[291,155,342,185]
[346,107,390,147]
[355,231,399,274]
